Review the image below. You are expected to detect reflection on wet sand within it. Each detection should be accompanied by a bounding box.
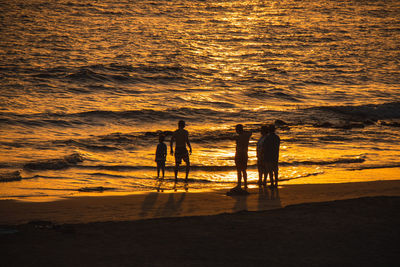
[155,193,186,217]
[226,186,282,213]
[139,178,283,219]
[257,186,281,211]
[139,178,189,218]
[231,194,249,212]
[156,178,165,193]
[140,192,159,217]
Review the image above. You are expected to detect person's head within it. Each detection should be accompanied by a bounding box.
[261,125,268,135]
[159,134,165,143]
[235,124,243,134]
[269,124,276,133]
[178,120,185,129]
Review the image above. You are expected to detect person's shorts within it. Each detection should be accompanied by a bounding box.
[235,153,248,170]
[175,147,189,165]
[265,162,278,172]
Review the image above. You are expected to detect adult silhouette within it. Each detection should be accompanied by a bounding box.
[234,124,252,190]
[257,125,268,185]
[170,120,192,183]
[263,124,280,187]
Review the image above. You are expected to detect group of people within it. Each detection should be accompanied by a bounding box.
[234,123,280,191]
[155,120,191,182]
[155,120,280,191]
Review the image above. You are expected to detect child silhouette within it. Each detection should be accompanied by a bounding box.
[155,134,167,179]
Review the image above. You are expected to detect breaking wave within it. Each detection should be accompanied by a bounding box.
[23,153,84,170]
[310,102,400,120]
[76,157,365,172]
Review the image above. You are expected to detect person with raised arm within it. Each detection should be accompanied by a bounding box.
[234,124,252,191]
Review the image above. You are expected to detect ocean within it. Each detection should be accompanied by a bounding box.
[1,0,399,201]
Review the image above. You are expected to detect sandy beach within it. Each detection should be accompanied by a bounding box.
[1,180,400,266]
[1,180,400,225]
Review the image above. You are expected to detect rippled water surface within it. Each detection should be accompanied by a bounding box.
[1,0,400,200]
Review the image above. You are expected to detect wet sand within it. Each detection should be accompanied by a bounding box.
[1,181,400,266]
[1,180,400,225]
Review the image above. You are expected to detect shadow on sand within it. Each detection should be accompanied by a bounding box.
[228,186,282,213]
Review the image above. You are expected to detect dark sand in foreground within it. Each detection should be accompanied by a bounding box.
[1,181,400,266]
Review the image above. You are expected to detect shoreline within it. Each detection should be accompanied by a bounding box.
[1,180,400,225]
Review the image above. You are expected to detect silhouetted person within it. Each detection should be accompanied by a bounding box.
[155,134,167,179]
[170,120,192,183]
[257,125,268,185]
[234,124,252,190]
[263,124,280,187]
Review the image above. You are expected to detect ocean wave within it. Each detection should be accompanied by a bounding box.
[313,121,370,130]
[75,107,228,119]
[278,171,325,182]
[0,171,22,182]
[23,153,84,170]
[0,107,238,127]
[87,173,215,185]
[311,102,400,120]
[245,88,302,102]
[380,121,400,127]
[15,99,400,122]
[0,163,9,168]
[56,140,120,152]
[78,186,115,192]
[61,107,267,125]
[65,68,132,83]
[0,115,75,128]
[3,102,399,130]
[25,63,186,86]
[347,163,400,171]
[63,64,184,84]
[76,157,365,172]
[75,164,239,172]
[280,157,365,166]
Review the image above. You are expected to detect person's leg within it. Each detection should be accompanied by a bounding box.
[243,169,248,189]
[174,163,179,181]
[269,166,274,187]
[183,152,190,181]
[273,165,279,187]
[263,163,269,186]
[161,161,165,179]
[263,164,268,185]
[235,156,242,188]
[156,162,160,179]
[175,151,182,181]
[263,164,268,186]
[257,161,263,185]
[236,168,242,188]
[185,161,190,181]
